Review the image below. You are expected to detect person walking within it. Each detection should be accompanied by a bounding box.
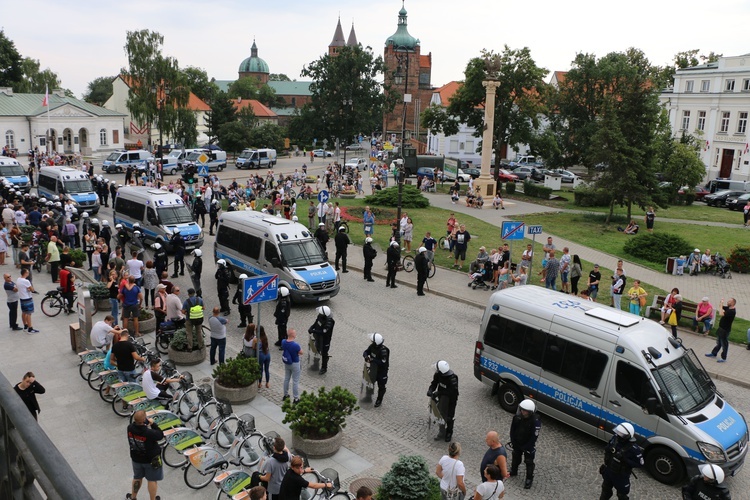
[570,255,582,296]
[309,305,334,375]
[256,326,271,388]
[645,206,655,233]
[120,276,143,337]
[598,422,643,500]
[273,287,291,347]
[386,241,400,288]
[544,251,560,290]
[281,328,302,404]
[479,431,510,481]
[682,463,731,500]
[452,225,471,270]
[362,237,377,282]
[258,436,292,500]
[363,206,375,239]
[334,226,350,272]
[215,259,231,315]
[706,298,737,362]
[126,410,165,500]
[587,264,602,300]
[509,399,542,489]
[627,280,647,316]
[415,246,429,296]
[363,333,390,407]
[14,371,45,420]
[428,360,459,442]
[208,306,228,365]
[4,273,23,331]
[436,442,467,500]
[45,235,61,282]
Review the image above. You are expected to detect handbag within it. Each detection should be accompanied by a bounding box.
[639,295,647,308]
[667,310,678,326]
[444,459,462,500]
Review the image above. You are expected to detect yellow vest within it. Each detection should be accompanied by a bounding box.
[188,298,203,319]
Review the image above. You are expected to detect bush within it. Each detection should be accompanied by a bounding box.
[213,355,260,388]
[522,181,553,200]
[88,283,110,301]
[377,455,441,500]
[728,246,750,273]
[505,181,516,195]
[281,386,358,439]
[574,186,612,207]
[68,249,87,268]
[364,185,430,208]
[138,309,153,321]
[673,193,696,206]
[623,233,693,264]
[169,328,201,352]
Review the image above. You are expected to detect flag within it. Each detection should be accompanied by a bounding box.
[42,85,49,107]
[745,143,749,155]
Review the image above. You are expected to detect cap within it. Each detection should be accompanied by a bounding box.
[694,248,700,252]
[390,241,399,247]
[702,297,710,302]
[156,284,167,290]
[594,264,599,267]
[365,237,373,243]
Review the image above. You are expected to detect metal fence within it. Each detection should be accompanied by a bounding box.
[0,370,93,500]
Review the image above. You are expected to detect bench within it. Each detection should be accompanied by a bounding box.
[645,295,702,329]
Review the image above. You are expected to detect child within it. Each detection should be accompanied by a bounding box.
[676,255,686,276]
[492,193,505,210]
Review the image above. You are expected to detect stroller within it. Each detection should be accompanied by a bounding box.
[467,262,492,290]
[713,252,732,279]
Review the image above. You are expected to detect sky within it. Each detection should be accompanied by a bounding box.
[4,0,750,99]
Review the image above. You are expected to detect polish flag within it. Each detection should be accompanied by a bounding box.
[42,85,49,107]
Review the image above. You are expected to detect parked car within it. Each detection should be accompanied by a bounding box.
[345,157,367,171]
[496,169,519,182]
[456,169,471,182]
[345,143,364,151]
[417,167,436,180]
[725,192,750,211]
[704,190,745,207]
[312,149,333,157]
[512,166,536,181]
[553,169,577,183]
[462,167,481,179]
[530,169,552,182]
[678,185,710,201]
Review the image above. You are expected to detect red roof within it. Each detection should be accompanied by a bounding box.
[117,75,210,111]
[434,81,461,106]
[232,98,277,117]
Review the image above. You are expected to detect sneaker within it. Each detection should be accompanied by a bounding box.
[717,359,726,363]
[27,329,39,334]
[659,321,665,325]
[705,353,716,357]
[12,327,23,331]
[293,398,300,405]
[282,395,290,401]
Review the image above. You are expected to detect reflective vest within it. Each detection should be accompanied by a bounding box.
[188,297,204,319]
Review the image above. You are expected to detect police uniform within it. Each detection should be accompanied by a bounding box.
[232,282,254,328]
[386,243,400,288]
[189,254,202,296]
[273,294,291,346]
[215,265,231,314]
[599,431,644,499]
[510,406,542,488]
[309,311,335,374]
[428,367,459,441]
[363,240,377,282]
[154,245,168,278]
[170,232,186,277]
[363,340,390,406]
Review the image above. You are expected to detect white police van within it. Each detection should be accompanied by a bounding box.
[474,286,747,485]
[235,148,276,169]
[37,167,100,214]
[0,158,31,193]
[184,149,227,172]
[102,150,151,173]
[114,186,203,251]
[214,211,339,303]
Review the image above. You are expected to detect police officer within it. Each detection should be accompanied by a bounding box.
[170,229,186,277]
[209,199,221,236]
[509,399,542,489]
[599,422,644,500]
[99,219,112,250]
[152,243,168,279]
[215,259,231,315]
[363,237,376,282]
[385,241,400,289]
[193,194,206,227]
[131,225,146,260]
[334,225,349,273]
[116,223,130,249]
[309,305,334,375]
[314,222,329,258]
[232,273,254,328]
[427,360,459,442]
[682,463,731,500]
[415,246,429,296]
[189,249,203,296]
[273,287,291,347]
[363,333,390,407]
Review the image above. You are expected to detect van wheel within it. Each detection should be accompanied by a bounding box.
[117,167,123,173]
[497,383,522,413]
[169,168,177,175]
[645,446,684,485]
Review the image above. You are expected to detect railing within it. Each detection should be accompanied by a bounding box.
[0,370,94,500]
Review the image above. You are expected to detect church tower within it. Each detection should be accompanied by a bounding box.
[329,18,359,56]
[238,39,270,84]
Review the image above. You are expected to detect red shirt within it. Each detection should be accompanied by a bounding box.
[59,268,75,293]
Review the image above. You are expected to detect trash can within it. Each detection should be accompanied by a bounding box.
[69,322,85,352]
[544,174,562,190]
[665,257,678,275]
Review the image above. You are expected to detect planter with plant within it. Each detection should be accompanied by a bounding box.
[88,283,111,311]
[377,455,441,500]
[168,328,205,365]
[282,386,358,457]
[67,249,87,268]
[212,354,261,403]
[138,308,156,334]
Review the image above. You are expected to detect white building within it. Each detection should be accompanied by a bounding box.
[0,87,126,155]
[660,54,750,181]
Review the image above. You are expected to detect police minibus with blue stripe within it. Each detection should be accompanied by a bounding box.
[37,167,99,214]
[474,286,747,485]
[214,211,339,303]
[0,158,31,193]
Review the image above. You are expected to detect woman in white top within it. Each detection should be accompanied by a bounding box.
[474,464,505,499]
[436,442,466,500]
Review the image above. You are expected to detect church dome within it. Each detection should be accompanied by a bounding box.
[238,41,269,74]
[385,5,419,50]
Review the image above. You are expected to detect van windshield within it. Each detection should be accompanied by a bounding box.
[157,206,193,225]
[0,165,25,176]
[166,151,182,159]
[239,151,254,159]
[63,179,94,193]
[652,350,715,415]
[279,240,326,267]
[106,152,121,161]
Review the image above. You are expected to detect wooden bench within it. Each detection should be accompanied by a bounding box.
[645,295,701,328]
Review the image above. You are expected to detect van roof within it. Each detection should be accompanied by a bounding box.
[39,167,90,180]
[0,158,21,165]
[219,211,313,240]
[118,186,186,206]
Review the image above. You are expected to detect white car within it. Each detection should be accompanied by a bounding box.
[312,149,333,157]
[345,158,367,171]
[456,169,471,182]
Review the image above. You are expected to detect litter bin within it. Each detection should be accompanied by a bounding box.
[544,174,562,190]
[665,257,678,275]
[69,322,86,352]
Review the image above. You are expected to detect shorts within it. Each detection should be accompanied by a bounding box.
[123,304,140,319]
[561,271,569,283]
[131,460,164,482]
[20,298,34,313]
[454,247,467,261]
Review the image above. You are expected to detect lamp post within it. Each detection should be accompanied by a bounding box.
[150,82,171,183]
[393,48,410,244]
[342,98,352,172]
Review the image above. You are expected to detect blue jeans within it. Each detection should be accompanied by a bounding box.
[118,370,138,382]
[693,317,712,333]
[283,361,300,399]
[259,352,271,384]
[110,298,119,325]
[612,293,623,310]
[545,276,556,290]
[210,337,226,365]
[711,328,730,360]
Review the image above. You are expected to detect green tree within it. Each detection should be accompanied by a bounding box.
[227,77,279,107]
[0,30,23,89]
[181,66,218,103]
[653,49,722,89]
[247,123,285,151]
[16,57,62,93]
[237,107,257,128]
[286,104,320,145]
[217,121,251,154]
[173,107,198,148]
[269,73,291,81]
[663,134,707,191]
[207,90,236,143]
[302,45,397,145]
[83,76,115,105]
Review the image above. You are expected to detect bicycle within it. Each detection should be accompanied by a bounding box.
[402,254,436,278]
[77,349,105,380]
[301,468,349,500]
[41,288,97,317]
[162,426,206,468]
[336,221,349,234]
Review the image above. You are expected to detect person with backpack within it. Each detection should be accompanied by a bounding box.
[181,288,205,350]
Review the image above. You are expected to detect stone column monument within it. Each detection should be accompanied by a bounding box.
[473,78,501,200]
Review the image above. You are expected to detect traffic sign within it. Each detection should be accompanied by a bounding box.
[197,165,209,177]
[243,274,279,305]
[501,221,525,240]
[318,190,330,204]
[528,225,543,235]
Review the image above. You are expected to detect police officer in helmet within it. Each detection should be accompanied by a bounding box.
[363,333,390,407]
[189,249,203,296]
[170,229,186,277]
[682,463,731,500]
[309,305,334,375]
[427,360,459,442]
[273,287,291,347]
[232,273,254,328]
[215,259,231,315]
[599,422,644,500]
[152,242,168,279]
[509,398,542,489]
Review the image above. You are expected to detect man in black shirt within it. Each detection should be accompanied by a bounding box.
[112,330,145,382]
[707,298,737,362]
[126,410,165,500]
[279,456,331,500]
[587,264,602,300]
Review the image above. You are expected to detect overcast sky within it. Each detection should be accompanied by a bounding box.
[4,0,749,98]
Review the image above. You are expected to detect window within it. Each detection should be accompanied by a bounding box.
[685,80,694,93]
[744,79,750,92]
[681,110,690,130]
[720,112,731,133]
[483,315,545,366]
[701,80,710,92]
[738,112,748,134]
[114,197,145,222]
[465,140,475,153]
[725,79,735,92]
[4,130,14,149]
[38,173,56,192]
[615,361,657,408]
[264,242,280,265]
[449,140,459,153]
[541,334,608,388]
[697,111,706,131]
[99,129,107,146]
[216,225,261,260]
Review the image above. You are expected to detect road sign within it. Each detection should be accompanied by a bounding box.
[318,190,330,204]
[528,225,543,235]
[501,221,525,240]
[243,274,279,305]
[197,165,209,177]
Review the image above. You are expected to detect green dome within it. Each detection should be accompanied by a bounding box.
[238,41,269,74]
[385,6,419,50]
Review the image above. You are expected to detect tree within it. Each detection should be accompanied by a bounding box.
[83,76,115,105]
[287,104,321,145]
[302,45,397,145]
[247,123,285,151]
[663,133,707,191]
[217,121,252,154]
[0,30,23,89]
[16,57,62,93]
[207,90,236,143]
[423,46,548,162]
[173,107,198,148]
[269,73,291,81]
[227,77,280,107]
[182,66,218,103]
[653,49,722,89]
[237,107,257,128]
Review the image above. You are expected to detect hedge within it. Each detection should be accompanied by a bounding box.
[522,181,553,200]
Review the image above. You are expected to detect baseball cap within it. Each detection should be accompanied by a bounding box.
[702,297,710,302]
[594,264,599,267]
[156,284,167,290]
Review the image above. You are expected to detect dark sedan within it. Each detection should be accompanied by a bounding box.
[512,166,537,180]
[530,168,551,182]
[463,167,481,179]
[726,192,750,211]
[704,190,745,207]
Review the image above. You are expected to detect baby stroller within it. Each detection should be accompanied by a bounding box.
[467,263,492,290]
[713,252,732,279]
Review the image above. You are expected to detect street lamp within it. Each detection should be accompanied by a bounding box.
[150,81,171,182]
[342,98,353,171]
[393,49,410,244]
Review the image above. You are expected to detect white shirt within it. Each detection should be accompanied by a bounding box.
[17,277,32,300]
[14,210,26,224]
[126,258,144,279]
[141,369,161,400]
[438,455,465,492]
[90,321,114,348]
[475,480,504,500]
[334,206,341,222]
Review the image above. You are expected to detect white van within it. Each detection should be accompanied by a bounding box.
[0,158,31,193]
[102,150,151,173]
[707,178,750,194]
[214,211,339,303]
[235,148,277,169]
[114,186,203,251]
[37,167,100,214]
[184,149,227,172]
[474,286,747,485]
[160,149,198,174]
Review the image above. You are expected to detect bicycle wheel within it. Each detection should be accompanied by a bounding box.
[178,388,199,419]
[428,261,436,278]
[301,472,320,500]
[156,332,171,355]
[215,416,239,449]
[184,462,217,490]
[162,444,187,468]
[111,395,132,418]
[237,435,262,467]
[331,494,352,500]
[99,380,116,403]
[78,361,91,380]
[197,401,219,433]
[87,369,103,391]
[41,296,63,317]
[402,254,415,272]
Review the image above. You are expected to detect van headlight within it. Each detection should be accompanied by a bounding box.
[697,441,727,462]
[293,279,310,291]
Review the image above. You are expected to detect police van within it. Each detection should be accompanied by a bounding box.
[37,167,100,214]
[235,148,277,169]
[0,158,31,193]
[214,211,339,303]
[474,286,747,485]
[102,149,151,173]
[114,186,203,251]
[184,149,227,172]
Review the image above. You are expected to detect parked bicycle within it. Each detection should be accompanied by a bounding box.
[161,426,206,468]
[402,254,436,278]
[77,349,105,380]
[301,468,349,500]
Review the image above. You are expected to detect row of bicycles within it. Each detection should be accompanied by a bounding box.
[76,339,350,500]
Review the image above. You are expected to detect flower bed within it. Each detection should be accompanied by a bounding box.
[339,206,396,225]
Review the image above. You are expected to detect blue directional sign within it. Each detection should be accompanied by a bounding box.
[528,225,543,235]
[317,189,330,204]
[243,274,279,305]
[197,165,209,177]
[501,221,525,240]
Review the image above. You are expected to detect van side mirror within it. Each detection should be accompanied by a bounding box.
[269,257,281,268]
[645,397,660,415]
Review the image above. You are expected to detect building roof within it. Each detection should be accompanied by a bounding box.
[268,81,312,96]
[347,24,358,46]
[385,5,419,50]
[270,106,299,117]
[420,55,431,69]
[330,19,346,47]
[433,81,461,106]
[239,40,269,74]
[117,75,211,112]
[0,89,125,117]
[232,98,277,118]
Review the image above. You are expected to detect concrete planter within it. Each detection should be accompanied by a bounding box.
[339,193,356,199]
[168,346,206,366]
[139,314,156,334]
[96,299,111,313]
[213,380,258,404]
[292,427,343,458]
